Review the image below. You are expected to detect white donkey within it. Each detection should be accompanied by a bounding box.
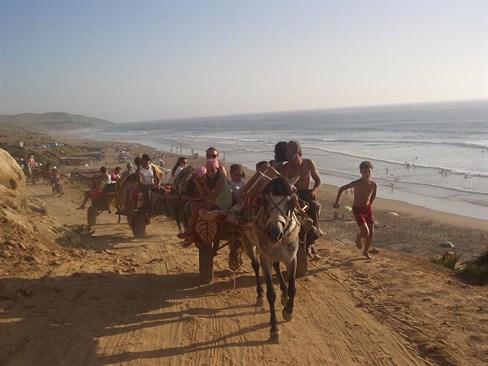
[242,176,301,343]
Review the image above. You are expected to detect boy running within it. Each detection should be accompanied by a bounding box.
[333,161,377,259]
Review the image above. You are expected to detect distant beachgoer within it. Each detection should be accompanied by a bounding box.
[333,161,377,259]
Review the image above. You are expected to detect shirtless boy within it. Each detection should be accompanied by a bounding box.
[333,161,377,259]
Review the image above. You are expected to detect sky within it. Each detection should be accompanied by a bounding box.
[0,0,486,123]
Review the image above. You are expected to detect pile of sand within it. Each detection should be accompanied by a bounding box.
[0,149,73,278]
[0,148,25,196]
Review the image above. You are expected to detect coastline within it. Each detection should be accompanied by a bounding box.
[49,131,487,261]
[62,127,488,221]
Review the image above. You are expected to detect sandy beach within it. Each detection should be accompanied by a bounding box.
[0,131,487,365]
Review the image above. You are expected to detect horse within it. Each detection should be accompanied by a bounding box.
[240,176,301,343]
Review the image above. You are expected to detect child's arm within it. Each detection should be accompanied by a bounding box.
[370,182,377,205]
[333,182,354,208]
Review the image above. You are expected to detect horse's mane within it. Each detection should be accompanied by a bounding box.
[264,176,292,197]
[173,166,196,196]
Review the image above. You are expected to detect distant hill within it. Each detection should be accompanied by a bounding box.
[0,112,114,132]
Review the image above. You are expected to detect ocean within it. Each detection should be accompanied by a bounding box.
[70,100,488,220]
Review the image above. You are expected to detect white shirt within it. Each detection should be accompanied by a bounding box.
[140,165,154,185]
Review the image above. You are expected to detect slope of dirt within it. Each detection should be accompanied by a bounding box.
[0,181,487,366]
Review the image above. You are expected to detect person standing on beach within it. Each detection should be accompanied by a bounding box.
[333,161,377,259]
[278,140,322,258]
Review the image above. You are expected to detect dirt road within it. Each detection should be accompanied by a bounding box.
[1,182,486,366]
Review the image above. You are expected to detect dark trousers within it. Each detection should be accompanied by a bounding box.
[297,189,321,245]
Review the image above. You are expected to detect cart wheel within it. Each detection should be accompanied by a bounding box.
[132,211,146,238]
[199,243,214,284]
[296,241,308,278]
[87,205,97,226]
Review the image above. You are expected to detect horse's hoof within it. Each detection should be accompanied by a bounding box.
[282,308,294,321]
[281,294,288,306]
[255,297,264,307]
[269,329,281,343]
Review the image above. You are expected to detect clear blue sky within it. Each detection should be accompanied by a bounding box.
[1,0,486,123]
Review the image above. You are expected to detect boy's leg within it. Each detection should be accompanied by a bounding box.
[355,233,362,248]
[362,222,374,259]
[357,223,369,250]
[78,191,90,209]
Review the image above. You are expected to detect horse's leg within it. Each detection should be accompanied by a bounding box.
[243,236,264,306]
[251,254,264,306]
[263,261,280,342]
[273,262,288,306]
[282,256,297,321]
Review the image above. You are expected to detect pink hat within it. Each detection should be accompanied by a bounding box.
[205,159,219,170]
[196,166,207,178]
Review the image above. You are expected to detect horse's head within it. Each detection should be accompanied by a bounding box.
[260,177,297,242]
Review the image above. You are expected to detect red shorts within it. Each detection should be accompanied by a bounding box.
[353,204,374,226]
[129,188,140,201]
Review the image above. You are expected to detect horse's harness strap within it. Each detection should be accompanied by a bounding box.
[253,193,299,244]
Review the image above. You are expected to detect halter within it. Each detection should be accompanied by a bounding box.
[253,192,300,244]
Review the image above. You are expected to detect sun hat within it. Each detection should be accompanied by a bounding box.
[196,167,207,177]
[205,159,219,170]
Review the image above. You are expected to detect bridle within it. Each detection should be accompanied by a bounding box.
[254,192,300,243]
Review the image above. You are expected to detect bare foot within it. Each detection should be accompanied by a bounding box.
[369,247,381,254]
[355,234,362,249]
[76,206,85,210]
[307,251,321,261]
[362,251,372,260]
